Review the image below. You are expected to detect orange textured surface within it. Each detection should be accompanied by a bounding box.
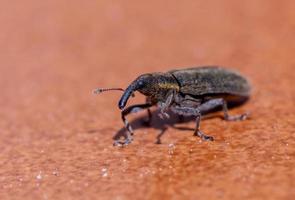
[0,1,295,200]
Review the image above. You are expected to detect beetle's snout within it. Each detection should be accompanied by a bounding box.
[118,75,151,110]
[118,82,138,110]
[118,89,133,109]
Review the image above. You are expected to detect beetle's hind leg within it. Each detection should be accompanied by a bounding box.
[114,103,152,146]
[222,100,248,121]
[198,98,248,121]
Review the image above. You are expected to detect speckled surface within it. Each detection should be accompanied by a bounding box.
[0,1,295,199]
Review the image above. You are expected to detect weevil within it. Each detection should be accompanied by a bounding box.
[94,66,251,146]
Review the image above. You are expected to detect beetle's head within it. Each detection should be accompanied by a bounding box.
[118,73,179,109]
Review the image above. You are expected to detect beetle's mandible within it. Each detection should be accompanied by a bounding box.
[94,66,251,146]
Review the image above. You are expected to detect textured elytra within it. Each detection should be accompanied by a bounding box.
[169,66,251,97]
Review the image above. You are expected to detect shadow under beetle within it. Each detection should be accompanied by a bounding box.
[94,66,251,146]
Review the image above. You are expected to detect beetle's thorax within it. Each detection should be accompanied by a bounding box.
[136,73,179,102]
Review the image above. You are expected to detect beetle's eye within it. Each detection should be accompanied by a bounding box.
[138,80,144,87]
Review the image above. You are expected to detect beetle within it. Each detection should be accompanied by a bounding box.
[94,66,251,146]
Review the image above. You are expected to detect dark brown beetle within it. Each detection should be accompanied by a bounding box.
[94,66,251,146]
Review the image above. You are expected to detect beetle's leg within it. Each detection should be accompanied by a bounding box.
[198,98,248,121]
[155,125,168,144]
[171,106,214,141]
[114,103,152,146]
[178,115,184,123]
[221,100,248,121]
[144,108,152,126]
[141,97,153,126]
[158,90,174,119]
[194,113,214,141]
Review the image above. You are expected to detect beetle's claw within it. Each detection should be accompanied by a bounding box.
[240,112,250,120]
[194,131,214,141]
[202,135,214,141]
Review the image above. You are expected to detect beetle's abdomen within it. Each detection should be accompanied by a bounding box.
[169,66,251,97]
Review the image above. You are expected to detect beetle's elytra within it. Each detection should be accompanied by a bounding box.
[95,66,251,146]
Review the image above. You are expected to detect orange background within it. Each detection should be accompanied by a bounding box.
[0,1,295,199]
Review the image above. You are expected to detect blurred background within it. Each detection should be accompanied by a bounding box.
[0,0,294,199]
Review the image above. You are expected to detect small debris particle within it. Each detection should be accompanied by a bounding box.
[101,168,108,177]
[36,172,42,180]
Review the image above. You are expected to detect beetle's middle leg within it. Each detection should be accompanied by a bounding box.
[158,90,174,119]
[114,103,152,146]
[171,106,214,141]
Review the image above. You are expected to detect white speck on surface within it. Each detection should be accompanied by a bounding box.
[43,193,48,200]
[52,169,59,176]
[36,171,42,180]
[168,143,176,155]
[101,168,108,177]
[285,156,290,160]
[168,143,175,148]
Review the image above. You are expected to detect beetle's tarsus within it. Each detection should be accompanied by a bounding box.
[113,137,133,147]
[224,112,249,121]
[194,130,214,141]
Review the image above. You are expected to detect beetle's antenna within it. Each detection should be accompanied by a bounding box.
[93,87,125,95]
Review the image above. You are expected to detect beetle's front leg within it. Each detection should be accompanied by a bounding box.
[114,103,152,146]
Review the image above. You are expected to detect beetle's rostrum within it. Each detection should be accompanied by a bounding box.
[95,66,251,146]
